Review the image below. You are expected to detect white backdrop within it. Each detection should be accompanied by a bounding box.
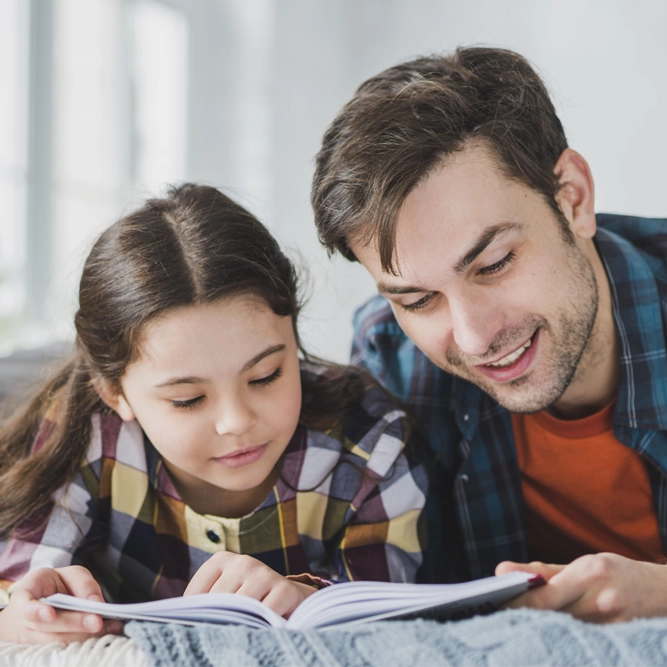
[2,0,666,360]
[189,0,667,362]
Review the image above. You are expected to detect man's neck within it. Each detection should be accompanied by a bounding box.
[549,239,619,421]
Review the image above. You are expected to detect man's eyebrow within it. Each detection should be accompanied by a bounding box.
[376,222,522,295]
[377,283,427,296]
[454,222,522,274]
[154,344,285,388]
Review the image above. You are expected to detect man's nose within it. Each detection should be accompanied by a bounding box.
[448,292,505,358]
[215,397,257,436]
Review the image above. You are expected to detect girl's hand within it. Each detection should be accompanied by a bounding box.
[0,566,123,644]
[185,552,316,618]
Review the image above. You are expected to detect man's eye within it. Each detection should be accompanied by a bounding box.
[401,293,433,312]
[170,396,205,410]
[250,368,282,387]
[478,251,515,276]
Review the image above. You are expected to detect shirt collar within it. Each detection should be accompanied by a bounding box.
[596,226,667,431]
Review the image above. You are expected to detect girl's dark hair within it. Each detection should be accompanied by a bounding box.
[0,183,363,538]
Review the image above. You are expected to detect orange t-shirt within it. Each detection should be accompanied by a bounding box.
[511,401,663,564]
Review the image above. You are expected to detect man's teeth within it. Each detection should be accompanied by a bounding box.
[487,339,532,368]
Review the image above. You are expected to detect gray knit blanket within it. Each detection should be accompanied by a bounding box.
[125,608,667,666]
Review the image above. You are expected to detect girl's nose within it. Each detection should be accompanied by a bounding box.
[214,399,257,436]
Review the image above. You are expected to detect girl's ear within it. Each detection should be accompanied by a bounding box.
[93,379,136,422]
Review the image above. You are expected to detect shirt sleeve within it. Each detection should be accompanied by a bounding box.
[329,407,428,583]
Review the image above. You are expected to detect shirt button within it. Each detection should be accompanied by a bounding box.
[460,474,469,482]
[463,414,469,422]
[206,529,221,544]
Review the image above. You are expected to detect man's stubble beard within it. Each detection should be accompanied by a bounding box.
[443,242,600,414]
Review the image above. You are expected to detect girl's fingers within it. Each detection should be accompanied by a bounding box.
[261,585,297,618]
[12,567,105,630]
[0,567,115,644]
[234,579,275,602]
[186,568,241,595]
[14,568,66,602]
[12,566,101,612]
[26,606,121,638]
[184,559,228,595]
[185,554,260,595]
[26,608,105,634]
[57,566,105,601]
[9,587,59,625]
[207,571,246,595]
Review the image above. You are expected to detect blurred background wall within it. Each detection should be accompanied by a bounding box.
[1,0,666,362]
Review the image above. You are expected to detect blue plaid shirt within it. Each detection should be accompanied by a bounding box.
[351,214,667,583]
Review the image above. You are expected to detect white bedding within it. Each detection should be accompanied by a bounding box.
[0,634,146,667]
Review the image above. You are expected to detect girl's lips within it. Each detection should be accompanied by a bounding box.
[475,330,540,383]
[214,444,268,468]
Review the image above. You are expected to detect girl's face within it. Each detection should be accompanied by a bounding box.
[107,296,302,517]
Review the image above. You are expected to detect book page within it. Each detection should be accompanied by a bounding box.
[43,592,287,629]
[286,571,538,629]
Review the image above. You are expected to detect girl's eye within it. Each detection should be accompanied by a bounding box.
[478,251,515,276]
[170,396,205,410]
[401,293,434,313]
[249,367,282,387]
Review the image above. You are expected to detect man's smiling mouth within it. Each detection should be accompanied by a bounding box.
[469,329,540,384]
[485,337,533,368]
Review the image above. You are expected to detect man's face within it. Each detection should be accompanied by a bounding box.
[351,144,600,414]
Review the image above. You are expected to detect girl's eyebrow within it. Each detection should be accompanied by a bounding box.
[154,344,286,388]
[155,375,207,388]
[241,344,285,372]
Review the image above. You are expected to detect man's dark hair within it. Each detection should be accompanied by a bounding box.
[312,47,569,273]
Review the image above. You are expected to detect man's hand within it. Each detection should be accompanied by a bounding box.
[0,566,123,644]
[497,553,667,623]
[185,552,316,618]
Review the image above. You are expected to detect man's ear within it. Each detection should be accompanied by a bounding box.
[553,149,596,240]
[94,379,136,422]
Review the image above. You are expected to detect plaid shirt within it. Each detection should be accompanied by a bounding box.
[0,365,426,603]
[351,214,667,583]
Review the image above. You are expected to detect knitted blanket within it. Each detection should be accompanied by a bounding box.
[125,608,667,667]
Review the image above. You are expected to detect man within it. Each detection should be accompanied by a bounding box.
[311,47,667,622]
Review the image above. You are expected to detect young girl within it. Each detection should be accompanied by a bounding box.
[0,184,426,644]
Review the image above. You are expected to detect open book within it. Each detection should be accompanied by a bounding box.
[44,571,543,631]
